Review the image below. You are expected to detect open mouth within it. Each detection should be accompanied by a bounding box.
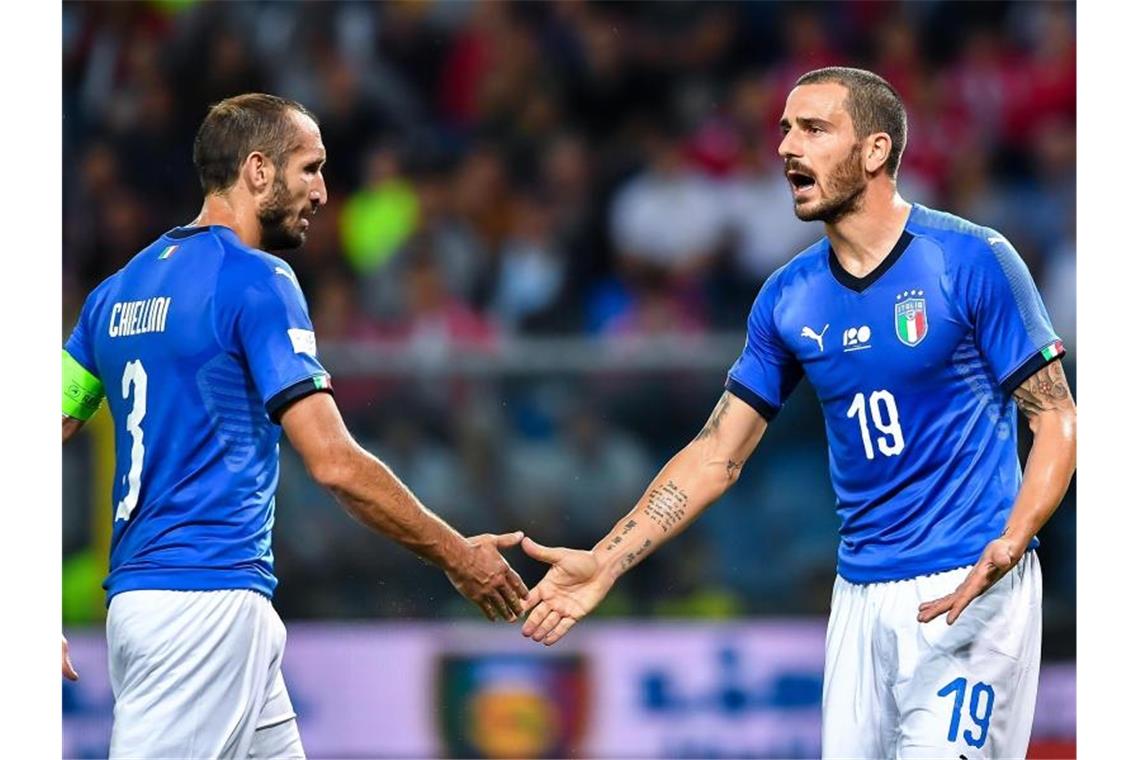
[788,171,817,196]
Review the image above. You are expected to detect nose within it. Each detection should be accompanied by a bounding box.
[311,173,328,207]
[778,129,801,161]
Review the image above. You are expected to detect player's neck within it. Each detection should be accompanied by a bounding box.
[825,187,911,279]
[190,194,264,249]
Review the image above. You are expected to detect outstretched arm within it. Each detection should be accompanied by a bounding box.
[280,392,528,621]
[520,390,769,645]
[918,360,1076,624]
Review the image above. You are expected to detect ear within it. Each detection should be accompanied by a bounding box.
[240,151,274,194]
[864,133,893,175]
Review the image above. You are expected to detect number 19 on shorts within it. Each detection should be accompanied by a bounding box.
[847,389,905,460]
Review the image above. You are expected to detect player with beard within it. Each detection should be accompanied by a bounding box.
[517,68,1076,759]
[61,94,530,759]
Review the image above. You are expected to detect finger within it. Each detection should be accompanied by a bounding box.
[521,537,562,564]
[62,638,79,681]
[947,594,978,626]
[917,593,952,613]
[497,579,523,617]
[916,595,955,623]
[494,531,526,549]
[486,590,512,621]
[62,655,79,681]
[478,600,497,621]
[530,609,562,643]
[521,588,541,615]
[522,602,551,637]
[543,616,578,647]
[506,568,529,603]
[492,589,518,622]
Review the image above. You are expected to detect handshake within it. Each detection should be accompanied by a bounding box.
[448,532,615,648]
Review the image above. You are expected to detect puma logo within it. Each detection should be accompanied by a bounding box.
[801,324,829,352]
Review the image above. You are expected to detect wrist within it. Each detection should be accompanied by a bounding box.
[1000,525,1033,556]
[435,532,474,575]
[591,547,628,588]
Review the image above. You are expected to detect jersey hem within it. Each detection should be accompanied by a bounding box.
[837,542,1039,585]
[104,570,276,606]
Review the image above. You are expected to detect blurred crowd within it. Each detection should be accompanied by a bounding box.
[61,0,1076,655]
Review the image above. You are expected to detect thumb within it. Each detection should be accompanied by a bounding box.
[62,641,79,681]
[522,536,563,564]
[494,531,525,549]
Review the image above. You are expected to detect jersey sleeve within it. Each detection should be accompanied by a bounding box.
[62,291,105,420]
[724,276,803,420]
[231,262,333,423]
[965,234,1065,395]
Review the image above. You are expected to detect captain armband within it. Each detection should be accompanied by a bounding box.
[62,350,104,421]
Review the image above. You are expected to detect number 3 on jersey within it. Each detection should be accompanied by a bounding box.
[116,360,148,522]
[847,389,905,460]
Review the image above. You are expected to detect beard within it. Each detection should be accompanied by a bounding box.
[793,144,867,224]
[257,173,306,251]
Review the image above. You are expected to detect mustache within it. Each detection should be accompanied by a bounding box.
[785,160,815,178]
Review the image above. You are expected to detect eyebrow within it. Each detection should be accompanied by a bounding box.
[780,116,831,131]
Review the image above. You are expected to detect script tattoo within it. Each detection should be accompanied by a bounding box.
[696,392,732,440]
[604,519,639,552]
[1012,361,1072,417]
[620,539,654,571]
[644,480,688,533]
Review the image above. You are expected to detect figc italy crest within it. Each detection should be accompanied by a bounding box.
[895,290,928,346]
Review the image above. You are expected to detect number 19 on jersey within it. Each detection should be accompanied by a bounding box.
[847,389,905,460]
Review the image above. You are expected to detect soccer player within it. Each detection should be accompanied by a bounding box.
[518,68,1076,759]
[61,93,529,759]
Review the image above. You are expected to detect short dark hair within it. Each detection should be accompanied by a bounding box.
[192,93,318,194]
[795,67,907,179]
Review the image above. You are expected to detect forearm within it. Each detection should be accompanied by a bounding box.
[1002,410,1077,551]
[325,446,469,573]
[590,438,740,583]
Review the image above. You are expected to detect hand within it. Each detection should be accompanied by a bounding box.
[917,536,1024,625]
[520,537,613,646]
[62,635,79,681]
[446,532,530,622]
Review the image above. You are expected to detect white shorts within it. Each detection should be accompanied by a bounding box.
[822,551,1042,760]
[106,588,305,759]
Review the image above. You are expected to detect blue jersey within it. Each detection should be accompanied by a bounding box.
[64,225,332,602]
[726,204,1063,583]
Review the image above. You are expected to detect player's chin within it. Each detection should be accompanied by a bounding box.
[792,199,823,222]
[279,228,308,250]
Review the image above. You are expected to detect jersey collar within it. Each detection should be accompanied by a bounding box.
[165,224,237,241]
[828,229,915,294]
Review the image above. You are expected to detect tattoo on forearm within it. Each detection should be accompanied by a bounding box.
[620,539,654,571]
[603,519,639,552]
[727,459,742,479]
[696,392,732,440]
[1012,361,1072,417]
[644,480,688,533]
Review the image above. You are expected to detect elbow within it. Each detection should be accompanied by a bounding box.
[309,445,357,493]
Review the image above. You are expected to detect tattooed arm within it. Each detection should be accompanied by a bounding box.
[520,391,768,644]
[918,360,1076,624]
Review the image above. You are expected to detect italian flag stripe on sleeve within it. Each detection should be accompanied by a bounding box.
[313,374,331,390]
[1041,340,1064,361]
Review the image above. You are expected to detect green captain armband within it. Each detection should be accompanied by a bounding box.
[62,350,104,421]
